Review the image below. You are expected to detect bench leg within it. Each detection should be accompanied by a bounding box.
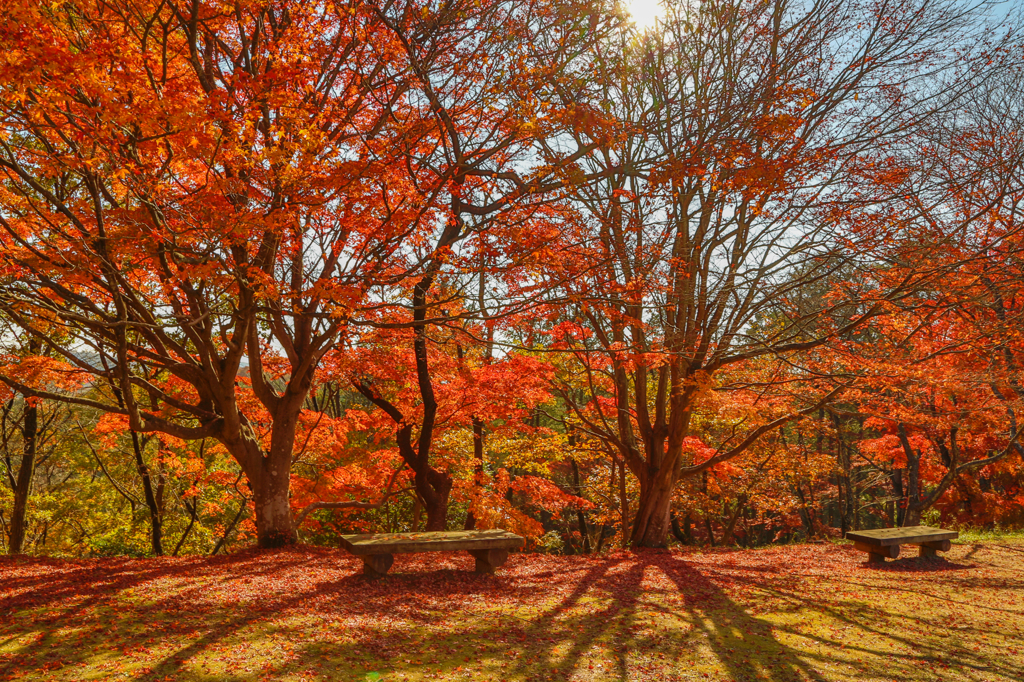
[361,553,394,579]
[468,548,509,574]
[915,539,951,558]
[853,541,900,563]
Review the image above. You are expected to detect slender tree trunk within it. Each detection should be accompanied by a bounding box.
[618,459,629,549]
[411,495,422,532]
[704,514,717,547]
[464,267,493,533]
[570,457,591,553]
[898,424,922,526]
[173,497,199,556]
[670,510,693,545]
[849,470,859,531]
[212,494,248,555]
[8,398,37,555]
[129,431,163,555]
[832,417,851,537]
[721,495,748,545]
[464,416,485,531]
[107,373,164,555]
[595,525,608,553]
[890,469,905,526]
[793,483,815,539]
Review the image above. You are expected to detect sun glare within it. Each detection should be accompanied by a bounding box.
[623,0,664,30]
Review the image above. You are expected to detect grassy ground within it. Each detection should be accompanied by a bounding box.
[2,539,1022,682]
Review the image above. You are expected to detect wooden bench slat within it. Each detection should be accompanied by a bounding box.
[339,529,525,556]
[845,525,958,546]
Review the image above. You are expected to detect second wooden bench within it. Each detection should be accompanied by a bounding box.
[845,525,958,563]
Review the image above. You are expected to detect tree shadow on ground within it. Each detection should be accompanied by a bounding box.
[2,543,1023,681]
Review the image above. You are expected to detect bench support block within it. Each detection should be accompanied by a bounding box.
[361,553,394,579]
[468,548,509,574]
[914,539,951,558]
[853,541,900,562]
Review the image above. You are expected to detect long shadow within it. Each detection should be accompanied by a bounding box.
[995,544,1024,554]
[508,557,639,679]
[642,551,831,682]
[139,551,558,681]
[1,549,354,680]
[702,551,1024,682]
[4,545,1024,681]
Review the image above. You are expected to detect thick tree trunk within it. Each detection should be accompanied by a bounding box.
[422,491,451,531]
[629,466,676,547]
[418,468,452,532]
[8,399,37,555]
[235,425,297,548]
[250,459,295,547]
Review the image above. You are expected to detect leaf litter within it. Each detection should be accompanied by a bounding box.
[1,541,1022,681]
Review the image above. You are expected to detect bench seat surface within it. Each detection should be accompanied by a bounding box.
[846,525,958,546]
[339,529,525,556]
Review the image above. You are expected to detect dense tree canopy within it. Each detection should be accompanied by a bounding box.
[1,0,1022,555]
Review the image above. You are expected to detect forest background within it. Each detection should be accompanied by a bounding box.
[1,0,1023,558]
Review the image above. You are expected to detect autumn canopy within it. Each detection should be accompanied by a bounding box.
[0,0,1022,556]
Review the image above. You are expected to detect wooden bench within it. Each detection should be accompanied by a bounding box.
[339,529,525,578]
[845,525,958,563]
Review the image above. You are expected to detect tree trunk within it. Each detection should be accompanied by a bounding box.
[793,483,815,539]
[570,457,591,553]
[411,495,422,532]
[8,398,37,555]
[211,488,248,555]
[618,459,629,549]
[721,495,748,545]
[173,497,199,556]
[418,468,452,532]
[628,465,675,547]
[898,424,922,526]
[704,514,717,546]
[240,429,297,547]
[670,510,693,545]
[250,464,293,547]
[464,416,485,531]
[129,430,163,555]
[890,469,905,526]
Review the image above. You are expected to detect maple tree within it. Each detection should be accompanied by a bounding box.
[0,313,89,554]
[0,0,619,546]
[527,0,1020,547]
[0,0,1022,559]
[809,66,1024,530]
